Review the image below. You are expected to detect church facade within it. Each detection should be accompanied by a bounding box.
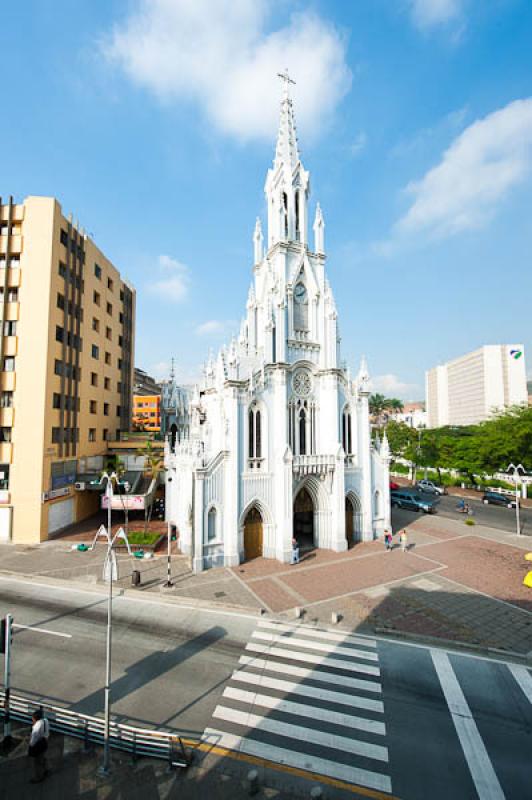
[165,82,391,571]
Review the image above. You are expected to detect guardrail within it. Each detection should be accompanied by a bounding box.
[0,691,190,769]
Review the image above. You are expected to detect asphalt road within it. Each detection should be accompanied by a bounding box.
[1,578,531,799]
[394,488,531,536]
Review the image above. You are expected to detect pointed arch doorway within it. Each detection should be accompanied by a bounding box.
[243,506,263,561]
[345,494,362,547]
[293,487,315,552]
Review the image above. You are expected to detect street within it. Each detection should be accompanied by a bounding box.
[1,577,531,799]
[394,489,532,536]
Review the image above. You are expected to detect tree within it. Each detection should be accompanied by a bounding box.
[388,398,404,413]
[135,440,164,534]
[369,394,387,417]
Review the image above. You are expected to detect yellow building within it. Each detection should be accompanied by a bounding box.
[0,195,135,543]
[133,394,161,432]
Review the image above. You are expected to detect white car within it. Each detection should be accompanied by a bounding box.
[416,479,446,496]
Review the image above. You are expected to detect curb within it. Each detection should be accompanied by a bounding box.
[373,626,531,665]
[0,570,264,618]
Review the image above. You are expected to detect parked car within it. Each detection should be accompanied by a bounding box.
[482,491,517,509]
[390,480,400,490]
[417,479,446,496]
[390,490,436,513]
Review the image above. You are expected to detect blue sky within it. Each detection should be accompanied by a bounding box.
[2,0,532,399]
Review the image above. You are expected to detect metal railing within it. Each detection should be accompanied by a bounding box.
[0,690,190,769]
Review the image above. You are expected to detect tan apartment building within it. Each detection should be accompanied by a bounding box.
[0,195,135,543]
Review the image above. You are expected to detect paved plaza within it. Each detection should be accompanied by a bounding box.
[0,511,530,658]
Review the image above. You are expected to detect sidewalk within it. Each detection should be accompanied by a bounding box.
[1,512,531,658]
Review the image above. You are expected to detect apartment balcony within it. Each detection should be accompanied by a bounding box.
[3,337,17,357]
[0,408,14,427]
[0,235,22,254]
[0,443,12,463]
[1,373,16,391]
[0,268,21,288]
[4,303,19,321]
[292,454,335,478]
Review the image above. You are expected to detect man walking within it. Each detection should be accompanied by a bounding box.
[291,536,300,564]
[28,708,49,783]
[400,529,408,553]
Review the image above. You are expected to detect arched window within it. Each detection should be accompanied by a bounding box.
[207,507,217,541]
[295,190,300,241]
[299,407,307,455]
[342,407,353,455]
[282,192,288,239]
[255,410,261,458]
[248,408,254,458]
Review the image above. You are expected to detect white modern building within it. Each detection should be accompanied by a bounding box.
[165,79,391,570]
[426,345,527,428]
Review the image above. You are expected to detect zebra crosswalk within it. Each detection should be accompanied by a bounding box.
[202,618,392,793]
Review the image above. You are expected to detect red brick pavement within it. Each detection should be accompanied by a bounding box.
[249,578,304,612]
[418,535,532,611]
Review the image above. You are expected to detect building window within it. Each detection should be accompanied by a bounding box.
[118,358,122,369]
[88,428,96,442]
[248,406,262,462]
[54,359,62,376]
[3,321,16,336]
[207,507,217,541]
[298,406,307,455]
[117,381,122,392]
[104,352,111,365]
[52,393,61,409]
[91,344,99,359]
[57,293,65,311]
[118,335,123,347]
[90,400,97,413]
[104,403,109,416]
[91,372,98,387]
[55,325,64,343]
[342,407,353,455]
[0,464,10,490]
[119,312,124,324]
[106,302,112,315]
[7,288,18,302]
[92,317,100,332]
[52,427,61,444]
[3,357,15,372]
[116,406,121,417]
[94,264,102,279]
[60,229,68,246]
[106,326,112,340]
[103,428,108,441]
[1,392,13,408]
[104,377,110,390]
[59,262,67,279]
[93,290,100,306]
[0,427,12,443]
[107,278,113,291]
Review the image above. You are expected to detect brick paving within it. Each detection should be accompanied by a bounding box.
[1,511,531,655]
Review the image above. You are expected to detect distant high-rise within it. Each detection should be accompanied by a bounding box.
[0,195,135,543]
[426,345,527,428]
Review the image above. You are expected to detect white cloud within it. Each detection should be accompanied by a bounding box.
[409,0,462,30]
[195,320,224,336]
[149,254,190,301]
[349,131,367,157]
[369,374,421,400]
[395,97,532,239]
[101,0,351,142]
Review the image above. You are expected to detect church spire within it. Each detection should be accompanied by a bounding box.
[273,69,300,174]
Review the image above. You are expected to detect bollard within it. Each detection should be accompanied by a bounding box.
[331,612,340,625]
[247,768,259,796]
[295,607,303,619]
[310,786,323,799]
[131,570,141,587]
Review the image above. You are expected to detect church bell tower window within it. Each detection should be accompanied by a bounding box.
[248,406,263,468]
[282,192,288,239]
[295,190,300,241]
[293,282,308,332]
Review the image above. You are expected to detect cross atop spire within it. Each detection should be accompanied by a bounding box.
[277,68,295,98]
[273,69,300,174]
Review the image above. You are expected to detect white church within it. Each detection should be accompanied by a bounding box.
[165,77,391,571]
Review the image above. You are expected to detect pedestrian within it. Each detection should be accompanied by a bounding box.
[28,708,49,784]
[400,529,408,553]
[384,530,392,551]
[291,536,300,565]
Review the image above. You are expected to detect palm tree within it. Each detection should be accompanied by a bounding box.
[136,440,164,534]
[388,398,404,413]
[369,393,387,417]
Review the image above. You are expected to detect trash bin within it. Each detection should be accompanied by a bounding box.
[132,570,141,587]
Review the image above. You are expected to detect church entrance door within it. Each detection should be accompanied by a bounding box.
[345,495,362,547]
[244,507,263,561]
[293,487,314,552]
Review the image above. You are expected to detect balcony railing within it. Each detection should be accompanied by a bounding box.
[292,454,335,477]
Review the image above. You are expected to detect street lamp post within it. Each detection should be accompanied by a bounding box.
[507,463,524,537]
[164,476,173,588]
[99,470,117,775]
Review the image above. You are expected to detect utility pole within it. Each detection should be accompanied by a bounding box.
[2,614,13,742]
[507,463,524,537]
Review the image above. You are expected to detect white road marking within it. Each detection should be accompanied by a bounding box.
[431,650,506,800]
[202,727,392,793]
[223,686,385,733]
[12,623,72,639]
[252,631,379,661]
[245,642,381,676]
[238,655,382,692]
[230,670,384,714]
[212,706,389,763]
[258,619,378,648]
[508,664,532,705]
